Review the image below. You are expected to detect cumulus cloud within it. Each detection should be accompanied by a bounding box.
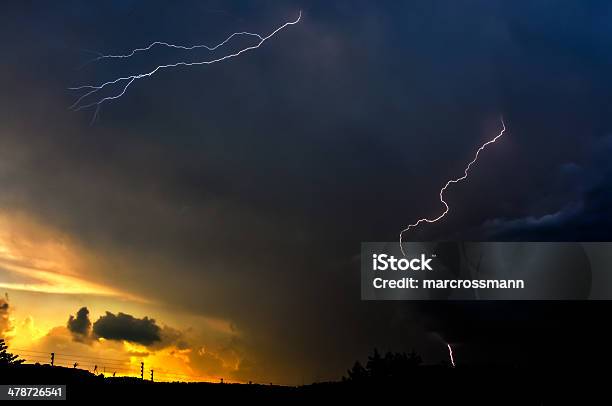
[64,307,190,350]
[92,311,161,346]
[67,307,92,342]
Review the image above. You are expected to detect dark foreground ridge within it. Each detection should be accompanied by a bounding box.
[0,362,605,403]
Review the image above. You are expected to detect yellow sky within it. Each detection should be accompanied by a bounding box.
[0,210,249,383]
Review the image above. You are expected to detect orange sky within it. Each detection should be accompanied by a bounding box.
[0,210,252,383]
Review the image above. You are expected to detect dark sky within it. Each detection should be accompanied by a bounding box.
[2,0,612,382]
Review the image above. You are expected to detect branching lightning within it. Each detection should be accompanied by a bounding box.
[85,32,265,63]
[447,343,456,368]
[399,117,507,257]
[69,11,302,121]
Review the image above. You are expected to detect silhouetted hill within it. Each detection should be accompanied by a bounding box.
[0,362,606,403]
[1,364,103,384]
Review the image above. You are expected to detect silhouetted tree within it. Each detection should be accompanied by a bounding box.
[346,361,368,382]
[345,348,422,382]
[366,348,384,379]
[0,339,23,367]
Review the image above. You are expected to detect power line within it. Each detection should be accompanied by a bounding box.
[15,351,137,374]
[12,349,281,385]
[16,353,126,367]
[52,355,126,366]
[12,348,128,363]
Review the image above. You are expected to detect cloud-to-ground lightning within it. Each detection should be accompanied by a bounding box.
[399,117,507,256]
[447,343,456,368]
[69,11,302,121]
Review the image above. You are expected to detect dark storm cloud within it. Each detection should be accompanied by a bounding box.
[2,0,612,382]
[93,312,161,346]
[67,307,92,341]
[488,203,579,232]
[485,134,612,240]
[65,307,187,349]
[0,294,12,337]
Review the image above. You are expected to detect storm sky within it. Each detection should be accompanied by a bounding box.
[1,0,612,383]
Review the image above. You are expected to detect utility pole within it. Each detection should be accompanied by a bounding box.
[140,362,144,380]
[150,369,154,382]
[50,352,54,367]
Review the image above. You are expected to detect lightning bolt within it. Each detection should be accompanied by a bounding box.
[447,343,456,368]
[69,11,302,121]
[84,32,265,63]
[399,117,507,256]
